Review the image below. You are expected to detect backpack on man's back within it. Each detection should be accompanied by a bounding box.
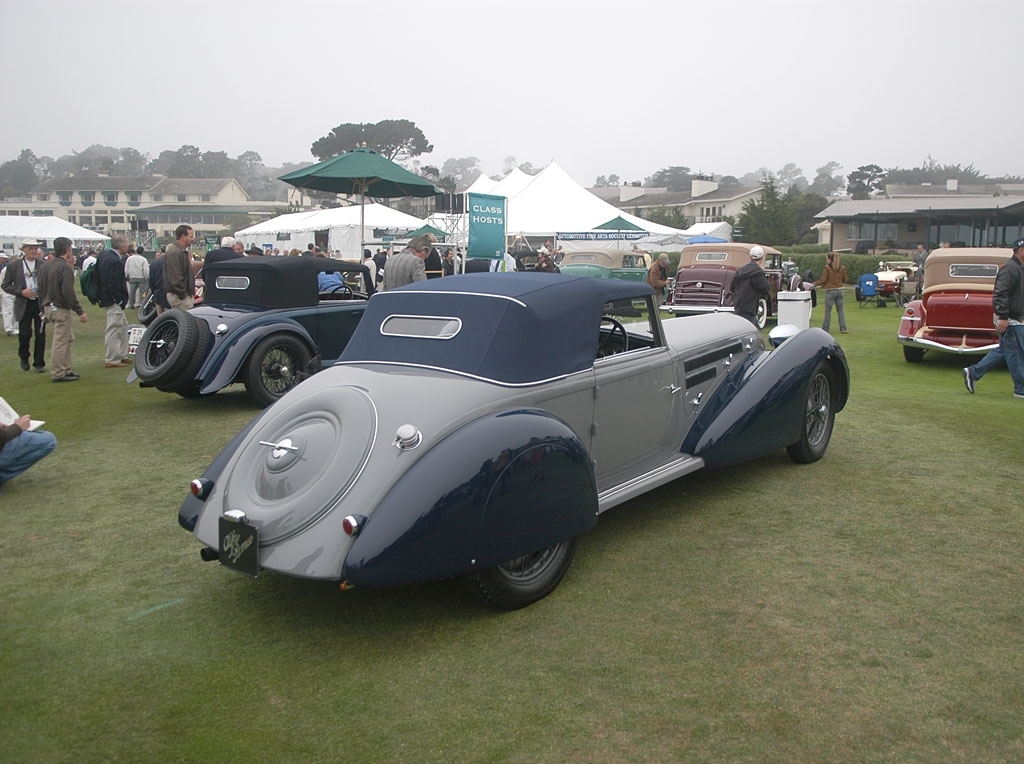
[80,263,100,305]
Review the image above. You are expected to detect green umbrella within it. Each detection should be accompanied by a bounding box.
[594,214,646,248]
[595,214,646,232]
[279,147,441,250]
[407,223,447,241]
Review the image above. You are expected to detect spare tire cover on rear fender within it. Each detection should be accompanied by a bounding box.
[222,386,376,543]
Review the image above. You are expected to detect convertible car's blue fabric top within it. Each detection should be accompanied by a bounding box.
[338,273,653,384]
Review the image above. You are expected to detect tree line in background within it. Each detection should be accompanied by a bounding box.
[0,146,309,203]
[2,116,1021,247]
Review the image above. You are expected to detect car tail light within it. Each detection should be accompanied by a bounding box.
[343,514,367,537]
[190,478,214,501]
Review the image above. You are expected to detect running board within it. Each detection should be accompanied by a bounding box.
[597,455,705,513]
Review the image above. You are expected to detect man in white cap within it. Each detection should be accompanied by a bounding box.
[0,251,16,335]
[731,245,771,328]
[0,239,47,372]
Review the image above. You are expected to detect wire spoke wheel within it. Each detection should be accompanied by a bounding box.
[244,334,314,407]
[259,346,301,397]
[804,371,831,448]
[469,538,577,610]
[786,361,835,464]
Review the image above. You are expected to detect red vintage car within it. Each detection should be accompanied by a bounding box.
[897,248,1007,362]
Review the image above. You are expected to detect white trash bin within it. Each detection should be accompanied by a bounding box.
[775,290,812,331]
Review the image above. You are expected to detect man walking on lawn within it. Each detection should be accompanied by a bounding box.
[991,237,1024,399]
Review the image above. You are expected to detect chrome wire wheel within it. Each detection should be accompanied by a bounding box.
[804,370,831,449]
[787,361,836,464]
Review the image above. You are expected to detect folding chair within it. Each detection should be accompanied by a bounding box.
[894,278,917,307]
[856,273,881,307]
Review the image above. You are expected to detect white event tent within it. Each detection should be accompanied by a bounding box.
[681,221,733,240]
[0,216,109,254]
[235,203,424,259]
[493,162,685,251]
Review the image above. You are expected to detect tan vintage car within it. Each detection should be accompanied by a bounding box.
[897,248,1006,362]
[663,242,788,329]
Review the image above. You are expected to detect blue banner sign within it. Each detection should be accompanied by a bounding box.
[467,193,506,260]
[557,231,648,241]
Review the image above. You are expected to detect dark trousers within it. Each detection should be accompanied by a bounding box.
[18,299,46,368]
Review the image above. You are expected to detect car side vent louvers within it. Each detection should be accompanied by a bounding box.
[685,368,716,388]
[683,343,744,374]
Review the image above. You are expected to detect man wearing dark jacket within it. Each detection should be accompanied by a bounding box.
[163,224,196,311]
[200,236,244,279]
[993,237,1024,398]
[731,245,771,327]
[1,239,47,372]
[96,234,130,367]
[37,236,87,382]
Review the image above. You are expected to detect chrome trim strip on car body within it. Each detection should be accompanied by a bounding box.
[897,336,1000,354]
[597,455,705,513]
[661,305,736,315]
[384,288,528,309]
[330,360,589,388]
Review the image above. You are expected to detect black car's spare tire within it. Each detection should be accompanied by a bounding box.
[137,294,157,326]
[134,309,206,388]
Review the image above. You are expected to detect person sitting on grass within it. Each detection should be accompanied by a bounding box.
[0,413,56,493]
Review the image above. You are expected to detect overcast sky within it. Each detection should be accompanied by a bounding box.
[6,0,1022,187]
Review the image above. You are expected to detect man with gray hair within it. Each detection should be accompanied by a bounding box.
[96,234,130,367]
[200,235,243,279]
[382,235,432,290]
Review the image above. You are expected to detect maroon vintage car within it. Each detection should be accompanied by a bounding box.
[662,242,793,329]
[897,247,1007,362]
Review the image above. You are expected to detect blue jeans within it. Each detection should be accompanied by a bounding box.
[0,429,57,484]
[967,346,1005,381]
[1000,324,1024,396]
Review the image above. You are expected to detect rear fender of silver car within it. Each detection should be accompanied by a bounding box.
[340,409,598,588]
[178,411,269,531]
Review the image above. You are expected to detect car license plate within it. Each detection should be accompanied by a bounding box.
[219,516,259,577]
[127,324,146,356]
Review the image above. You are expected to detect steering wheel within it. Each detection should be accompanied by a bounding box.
[329,283,353,299]
[597,316,628,358]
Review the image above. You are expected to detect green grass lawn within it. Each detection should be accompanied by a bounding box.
[1,291,1021,763]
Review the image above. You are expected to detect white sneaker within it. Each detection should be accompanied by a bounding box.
[962,367,975,394]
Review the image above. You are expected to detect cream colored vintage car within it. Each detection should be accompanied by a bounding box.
[874,261,919,304]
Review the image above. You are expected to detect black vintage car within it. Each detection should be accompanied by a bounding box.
[129,257,372,406]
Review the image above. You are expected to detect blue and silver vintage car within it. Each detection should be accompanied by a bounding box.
[180,272,849,609]
[129,257,373,406]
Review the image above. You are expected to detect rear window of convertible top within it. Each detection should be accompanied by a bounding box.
[380,315,462,339]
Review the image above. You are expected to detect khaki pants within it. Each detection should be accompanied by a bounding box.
[50,307,75,378]
[166,294,195,311]
[104,304,128,364]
